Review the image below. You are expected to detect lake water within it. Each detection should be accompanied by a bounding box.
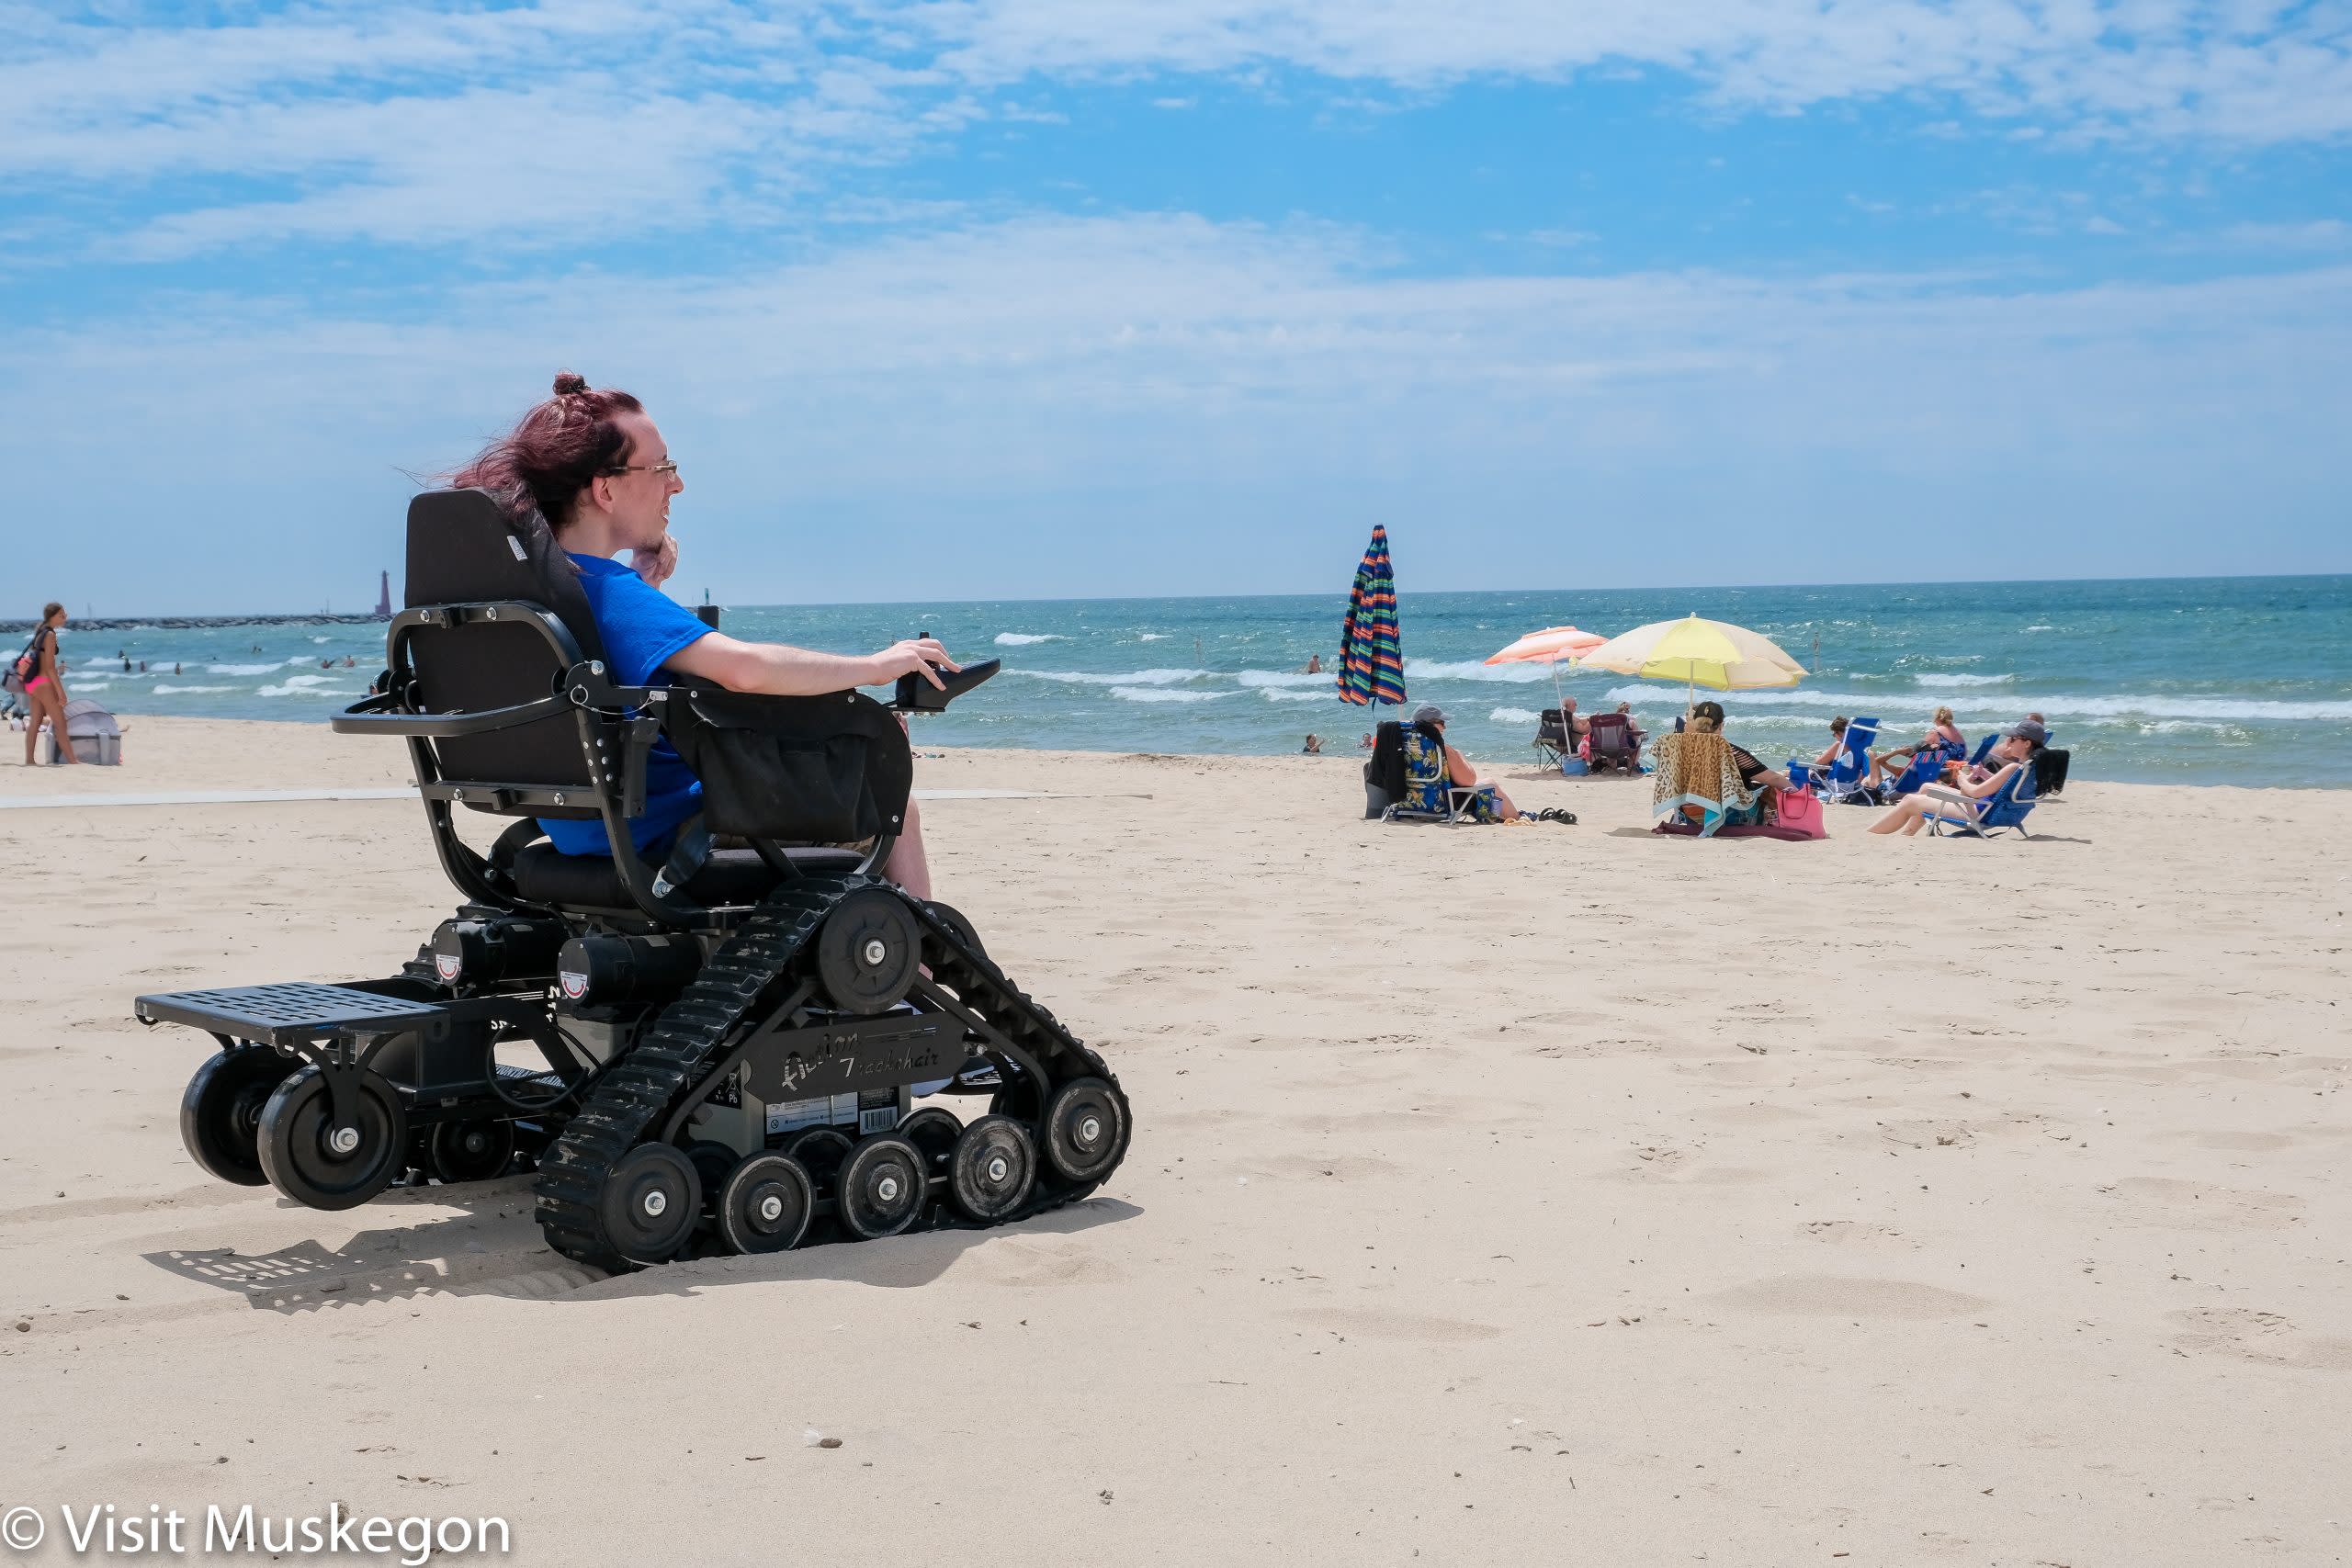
[42,575,2352,787]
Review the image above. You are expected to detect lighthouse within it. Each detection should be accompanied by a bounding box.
[374,570,392,619]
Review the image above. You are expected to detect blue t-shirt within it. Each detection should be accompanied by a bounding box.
[539,554,712,857]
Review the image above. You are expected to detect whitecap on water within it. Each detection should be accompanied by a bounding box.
[1402,658,1548,683]
[154,683,233,694]
[994,633,1064,646]
[1009,667,1206,686]
[1261,688,1329,703]
[1490,706,1541,724]
[1111,687,1234,704]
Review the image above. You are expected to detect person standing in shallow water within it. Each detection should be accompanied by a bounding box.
[17,602,77,764]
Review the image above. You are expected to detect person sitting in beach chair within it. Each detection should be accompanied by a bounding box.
[1653,701,1792,836]
[1867,728,2037,837]
[1874,705,1967,784]
[1388,705,1564,824]
[1531,705,1572,767]
[1585,710,1640,774]
[1810,715,1883,804]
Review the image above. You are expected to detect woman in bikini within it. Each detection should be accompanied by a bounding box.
[17,602,76,765]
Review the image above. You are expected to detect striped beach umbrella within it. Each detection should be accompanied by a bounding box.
[1336,525,1407,712]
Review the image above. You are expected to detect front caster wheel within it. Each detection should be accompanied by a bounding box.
[718,1154,814,1255]
[948,1114,1035,1223]
[256,1066,409,1211]
[1041,1077,1127,1185]
[597,1145,702,1266]
[180,1047,297,1186]
[836,1135,926,1240]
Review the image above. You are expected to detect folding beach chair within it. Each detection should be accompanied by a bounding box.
[1818,716,1881,804]
[1923,761,2039,840]
[1888,735,1966,797]
[1586,712,1640,775]
[1530,708,1571,767]
[1371,719,1484,824]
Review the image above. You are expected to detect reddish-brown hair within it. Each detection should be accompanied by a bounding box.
[448,371,643,531]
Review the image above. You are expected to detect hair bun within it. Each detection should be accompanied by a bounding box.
[551,371,589,396]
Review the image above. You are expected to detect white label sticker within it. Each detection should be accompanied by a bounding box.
[435,953,461,981]
[507,535,527,561]
[559,969,588,1000]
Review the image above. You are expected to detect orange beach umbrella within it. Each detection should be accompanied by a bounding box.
[1486,625,1607,716]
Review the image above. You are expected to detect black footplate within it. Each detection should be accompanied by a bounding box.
[133,983,440,1046]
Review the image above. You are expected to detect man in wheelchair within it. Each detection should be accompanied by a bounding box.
[451,370,958,897]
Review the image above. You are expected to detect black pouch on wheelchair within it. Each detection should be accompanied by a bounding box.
[663,689,912,843]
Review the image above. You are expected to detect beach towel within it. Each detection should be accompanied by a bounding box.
[1650,730,1758,837]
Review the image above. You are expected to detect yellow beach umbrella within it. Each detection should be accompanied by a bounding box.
[1574,615,1806,697]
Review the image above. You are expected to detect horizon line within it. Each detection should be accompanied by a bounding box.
[21,567,2350,626]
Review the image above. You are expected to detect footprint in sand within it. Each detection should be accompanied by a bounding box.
[1702,1274,1990,1319]
[2167,1306,2352,1371]
[2104,1176,2306,1231]
[1284,1306,1502,1344]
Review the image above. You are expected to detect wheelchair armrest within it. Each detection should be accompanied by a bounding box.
[331,692,570,738]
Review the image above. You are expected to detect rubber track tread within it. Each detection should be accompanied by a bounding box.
[533,879,849,1268]
[532,877,1132,1269]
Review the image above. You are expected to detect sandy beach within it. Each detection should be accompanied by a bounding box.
[3,716,2346,1565]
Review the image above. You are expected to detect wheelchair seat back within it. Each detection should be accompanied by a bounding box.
[401,489,600,813]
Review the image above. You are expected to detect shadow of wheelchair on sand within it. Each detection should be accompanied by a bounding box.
[143,1176,1142,1314]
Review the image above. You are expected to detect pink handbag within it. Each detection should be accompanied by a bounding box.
[1771,790,1825,839]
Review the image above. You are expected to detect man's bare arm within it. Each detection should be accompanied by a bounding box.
[667,633,957,697]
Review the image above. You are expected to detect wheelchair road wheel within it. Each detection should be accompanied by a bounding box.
[718,1154,814,1255]
[947,1114,1035,1224]
[256,1066,409,1211]
[180,1047,298,1187]
[598,1144,702,1266]
[1041,1077,1126,1185]
[836,1134,926,1240]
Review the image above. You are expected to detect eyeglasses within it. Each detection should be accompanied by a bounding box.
[604,459,679,479]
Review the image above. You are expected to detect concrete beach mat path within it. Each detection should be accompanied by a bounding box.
[3,718,2347,1563]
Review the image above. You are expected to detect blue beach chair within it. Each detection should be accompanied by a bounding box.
[1818,716,1880,804]
[1923,761,2039,840]
[1967,732,1999,768]
[1888,735,1967,797]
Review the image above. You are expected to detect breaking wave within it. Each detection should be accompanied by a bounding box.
[1403,658,1550,683]
[1110,686,1233,704]
[995,632,1064,645]
[1012,667,1207,687]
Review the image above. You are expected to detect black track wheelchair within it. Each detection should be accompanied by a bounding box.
[138,490,1130,1269]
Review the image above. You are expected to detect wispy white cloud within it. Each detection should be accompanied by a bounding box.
[9,214,2347,603]
[4,0,2349,258]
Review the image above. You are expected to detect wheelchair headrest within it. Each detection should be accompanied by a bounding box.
[405,489,605,663]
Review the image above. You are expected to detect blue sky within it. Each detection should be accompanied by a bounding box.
[4,1,2349,613]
